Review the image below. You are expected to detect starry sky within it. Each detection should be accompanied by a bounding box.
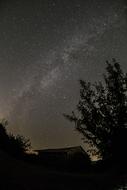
[0,0,127,150]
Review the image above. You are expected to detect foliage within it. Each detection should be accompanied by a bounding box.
[0,121,31,156]
[64,59,127,160]
[8,134,31,156]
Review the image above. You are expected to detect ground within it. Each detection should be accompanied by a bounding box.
[0,150,126,190]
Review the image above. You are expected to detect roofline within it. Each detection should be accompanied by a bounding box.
[35,146,83,152]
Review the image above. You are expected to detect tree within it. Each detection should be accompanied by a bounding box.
[8,134,31,156]
[0,122,9,150]
[64,59,127,161]
[0,120,31,157]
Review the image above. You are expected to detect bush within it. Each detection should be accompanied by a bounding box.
[0,121,31,157]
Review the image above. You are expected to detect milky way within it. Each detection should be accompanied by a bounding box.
[0,0,127,149]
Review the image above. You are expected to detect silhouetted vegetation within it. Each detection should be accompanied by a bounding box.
[0,120,31,157]
[64,59,127,163]
[0,60,127,189]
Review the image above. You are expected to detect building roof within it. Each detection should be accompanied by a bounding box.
[35,146,87,155]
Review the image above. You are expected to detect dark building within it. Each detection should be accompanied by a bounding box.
[36,146,91,170]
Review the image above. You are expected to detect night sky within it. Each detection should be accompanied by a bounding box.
[0,0,127,150]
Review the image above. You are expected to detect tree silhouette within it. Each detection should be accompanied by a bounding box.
[8,134,31,156]
[0,122,9,150]
[64,59,127,161]
[0,120,31,157]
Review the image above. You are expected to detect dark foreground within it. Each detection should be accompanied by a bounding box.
[0,150,126,190]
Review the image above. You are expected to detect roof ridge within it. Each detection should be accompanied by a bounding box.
[35,146,83,152]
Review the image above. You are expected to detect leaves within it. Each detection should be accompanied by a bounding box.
[64,59,127,160]
[0,122,31,156]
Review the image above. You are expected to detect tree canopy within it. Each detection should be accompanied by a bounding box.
[0,120,31,157]
[64,59,127,161]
